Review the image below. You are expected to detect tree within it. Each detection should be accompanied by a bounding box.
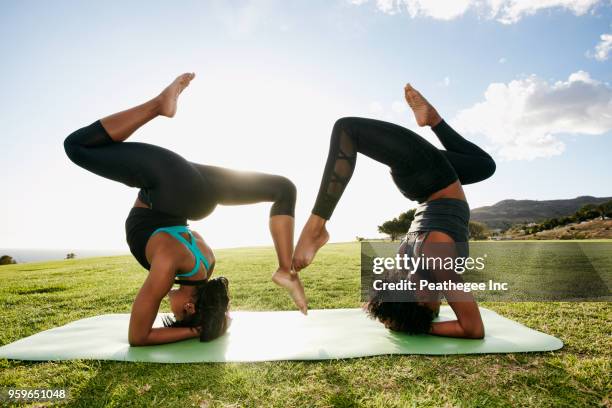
[469,221,490,240]
[66,253,76,259]
[0,255,17,265]
[576,204,601,222]
[598,200,612,220]
[377,209,416,241]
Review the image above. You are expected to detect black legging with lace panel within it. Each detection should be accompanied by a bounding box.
[311,117,496,219]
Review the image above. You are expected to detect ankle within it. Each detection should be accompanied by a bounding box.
[305,214,327,233]
[149,95,164,116]
[276,265,292,274]
[430,114,443,128]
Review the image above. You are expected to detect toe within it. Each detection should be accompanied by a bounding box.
[404,88,414,102]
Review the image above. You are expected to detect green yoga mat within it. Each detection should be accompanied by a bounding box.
[0,307,562,363]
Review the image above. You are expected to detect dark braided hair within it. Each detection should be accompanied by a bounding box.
[162,276,230,341]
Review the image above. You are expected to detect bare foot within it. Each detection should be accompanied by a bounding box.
[292,214,330,272]
[404,83,442,127]
[157,72,195,118]
[272,268,308,315]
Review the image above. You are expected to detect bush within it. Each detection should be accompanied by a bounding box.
[0,255,17,265]
[520,200,611,235]
[469,221,490,240]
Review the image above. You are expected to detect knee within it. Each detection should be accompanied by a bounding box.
[330,117,362,146]
[482,157,496,180]
[333,117,359,134]
[271,176,297,216]
[63,132,82,164]
[277,176,297,204]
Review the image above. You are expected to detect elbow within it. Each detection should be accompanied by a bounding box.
[464,324,485,339]
[128,338,144,347]
[128,333,148,347]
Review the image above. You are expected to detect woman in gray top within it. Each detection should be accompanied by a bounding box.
[293,84,496,339]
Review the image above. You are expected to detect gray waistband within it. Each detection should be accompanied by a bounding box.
[407,198,470,243]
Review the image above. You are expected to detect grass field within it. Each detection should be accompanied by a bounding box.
[0,242,610,407]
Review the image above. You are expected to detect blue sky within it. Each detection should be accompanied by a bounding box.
[1,0,611,250]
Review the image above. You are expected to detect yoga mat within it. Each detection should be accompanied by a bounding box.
[0,307,562,363]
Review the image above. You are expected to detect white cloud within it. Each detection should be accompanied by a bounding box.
[587,33,612,61]
[488,0,602,24]
[403,0,472,20]
[453,71,612,160]
[350,0,604,24]
[498,57,507,64]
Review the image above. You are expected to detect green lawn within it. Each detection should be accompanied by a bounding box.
[0,242,610,407]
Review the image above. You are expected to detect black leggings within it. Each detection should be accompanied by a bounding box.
[312,117,496,219]
[64,120,296,220]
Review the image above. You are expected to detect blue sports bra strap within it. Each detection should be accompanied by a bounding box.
[170,230,195,252]
[169,231,205,277]
[186,230,210,271]
[151,225,210,276]
[175,259,200,277]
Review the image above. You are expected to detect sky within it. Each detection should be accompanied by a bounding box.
[1,0,611,251]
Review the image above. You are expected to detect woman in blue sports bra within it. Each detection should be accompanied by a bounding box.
[64,73,307,346]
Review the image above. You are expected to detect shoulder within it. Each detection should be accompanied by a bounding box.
[190,229,216,267]
[148,237,183,270]
[191,229,203,240]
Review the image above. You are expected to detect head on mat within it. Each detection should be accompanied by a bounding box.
[163,277,231,341]
[365,266,440,334]
[366,303,434,334]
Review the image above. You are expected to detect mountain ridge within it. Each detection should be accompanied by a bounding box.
[470,195,612,230]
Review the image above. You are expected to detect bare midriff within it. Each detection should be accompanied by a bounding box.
[133,197,150,209]
[426,179,466,203]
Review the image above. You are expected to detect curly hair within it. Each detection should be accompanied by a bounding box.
[365,296,434,334]
[162,276,230,341]
[365,265,435,334]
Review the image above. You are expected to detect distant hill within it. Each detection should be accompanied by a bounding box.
[471,196,612,230]
[509,219,612,240]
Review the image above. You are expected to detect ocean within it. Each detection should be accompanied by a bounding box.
[0,248,129,264]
